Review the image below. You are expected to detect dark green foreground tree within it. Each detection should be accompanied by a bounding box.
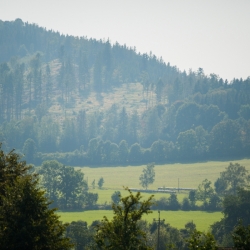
[211,188,250,247]
[66,220,96,250]
[232,220,250,249]
[187,230,218,250]
[0,145,72,249]
[95,187,154,250]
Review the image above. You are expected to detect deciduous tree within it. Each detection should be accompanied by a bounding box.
[139,163,155,190]
[211,188,250,246]
[232,220,250,249]
[187,230,218,250]
[66,220,95,250]
[98,177,104,189]
[215,162,249,195]
[196,179,214,204]
[95,187,154,250]
[111,191,121,205]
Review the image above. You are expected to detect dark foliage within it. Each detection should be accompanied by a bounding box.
[0,145,72,249]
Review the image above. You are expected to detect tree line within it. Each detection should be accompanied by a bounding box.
[1,103,249,166]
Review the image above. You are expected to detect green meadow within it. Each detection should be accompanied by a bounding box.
[76,159,250,204]
[78,159,250,190]
[61,159,250,231]
[57,210,223,232]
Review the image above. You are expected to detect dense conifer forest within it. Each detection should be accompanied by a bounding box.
[0,19,249,165]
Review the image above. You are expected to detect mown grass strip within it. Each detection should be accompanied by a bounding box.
[58,210,223,232]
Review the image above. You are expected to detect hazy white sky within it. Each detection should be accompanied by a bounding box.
[1,0,250,81]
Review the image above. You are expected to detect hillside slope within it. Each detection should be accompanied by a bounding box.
[0,19,249,165]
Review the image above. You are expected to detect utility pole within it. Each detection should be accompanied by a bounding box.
[154,210,165,250]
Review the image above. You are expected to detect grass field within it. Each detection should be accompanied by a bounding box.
[76,159,250,204]
[57,210,223,232]
[78,159,250,190]
[61,159,250,230]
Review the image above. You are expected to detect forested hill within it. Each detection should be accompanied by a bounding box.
[0,19,250,166]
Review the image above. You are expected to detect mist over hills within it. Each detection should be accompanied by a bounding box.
[0,19,249,165]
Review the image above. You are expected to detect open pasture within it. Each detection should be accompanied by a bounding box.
[58,210,223,232]
[77,159,250,201]
[67,159,249,229]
